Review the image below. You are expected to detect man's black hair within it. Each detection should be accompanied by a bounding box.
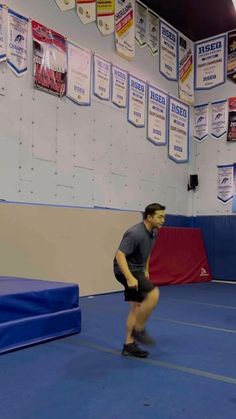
[143,203,166,219]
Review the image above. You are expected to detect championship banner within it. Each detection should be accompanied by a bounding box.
[111,65,127,107]
[178,34,194,105]
[127,74,146,127]
[0,5,6,62]
[211,100,227,139]
[55,0,75,11]
[97,0,115,36]
[159,21,178,81]
[217,164,234,204]
[115,0,135,60]
[135,1,147,48]
[7,9,28,76]
[232,163,236,212]
[194,35,226,90]
[227,30,236,83]
[67,41,91,105]
[168,96,189,163]
[227,97,236,142]
[93,54,111,100]
[32,21,66,97]
[147,85,168,145]
[193,104,209,142]
[76,0,96,24]
[147,10,158,56]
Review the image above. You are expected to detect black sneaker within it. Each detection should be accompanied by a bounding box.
[121,342,149,358]
[132,329,156,346]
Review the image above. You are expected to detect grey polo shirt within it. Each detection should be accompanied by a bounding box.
[113,222,157,275]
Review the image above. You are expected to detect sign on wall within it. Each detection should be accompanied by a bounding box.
[159,21,178,81]
[211,100,227,139]
[178,34,194,105]
[127,74,146,127]
[217,164,234,204]
[168,96,189,163]
[194,104,209,142]
[147,85,168,145]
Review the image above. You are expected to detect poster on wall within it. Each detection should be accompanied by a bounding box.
[217,164,234,204]
[67,42,92,105]
[147,85,168,145]
[0,5,6,62]
[232,163,236,212]
[194,35,226,90]
[127,74,146,127]
[111,65,127,107]
[96,0,115,36]
[54,0,75,11]
[135,1,147,48]
[76,0,96,24]
[32,21,67,97]
[211,100,227,139]
[168,96,189,163]
[159,21,178,81]
[193,104,209,141]
[227,30,236,83]
[7,9,28,76]
[227,97,236,141]
[114,0,135,60]
[178,34,194,105]
[93,54,111,100]
[147,10,158,56]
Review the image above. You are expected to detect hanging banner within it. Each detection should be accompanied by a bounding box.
[194,35,226,90]
[159,21,178,81]
[178,34,194,105]
[7,10,28,76]
[127,74,146,127]
[111,65,127,107]
[194,104,209,142]
[168,96,189,163]
[227,97,236,142]
[217,164,234,204]
[55,0,75,11]
[114,0,135,60]
[227,30,236,83]
[93,54,111,100]
[97,0,115,36]
[135,1,147,48]
[67,41,91,105]
[147,10,158,56]
[147,85,168,145]
[32,21,67,97]
[232,163,236,212]
[76,0,96,24]
[0,5,6,62]
[211,100,227,139]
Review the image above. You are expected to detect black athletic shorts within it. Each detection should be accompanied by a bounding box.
[115,271,156,303]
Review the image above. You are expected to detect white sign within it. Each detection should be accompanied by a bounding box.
[147,85,168,145]
[67,42,92,105]
[168,96,189,163]
[194,104,209,141]
[93,55,111,100]
[217,164,234,203]
[160,21,178,81]
[112,65,127,107]
[128,74,146,127]
[211,100,227,139]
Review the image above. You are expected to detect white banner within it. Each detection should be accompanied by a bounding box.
[55,0,75,11]
[93,54,111,100]
[211,100,227,139]
[217,164,234,204]
[147,85,168,145]
[112,65,127,107]
[115,0,135,60]
[178,34,194,105]
[147,10,158,56]
[168,96,189,163]
[67,42,91,105]
[135,1,147,48]
[194,104,209,141]
[7,9,28,76]
[194,35,226,90]
[0,5,6,62]
[76,0,96,24]
[128,74,146,127]
[97,0,115,36]
[232,163,236,212]
[160,21,178,81]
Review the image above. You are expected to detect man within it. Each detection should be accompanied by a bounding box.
[113,203,165,358]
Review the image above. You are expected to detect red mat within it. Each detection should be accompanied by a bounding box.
[150,227,212,285]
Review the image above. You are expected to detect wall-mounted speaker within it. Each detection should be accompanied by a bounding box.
[187,174,198,191]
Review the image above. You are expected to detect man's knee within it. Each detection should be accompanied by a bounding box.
[147,287,159,306]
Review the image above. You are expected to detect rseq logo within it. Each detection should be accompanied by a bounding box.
[198,41,222,54]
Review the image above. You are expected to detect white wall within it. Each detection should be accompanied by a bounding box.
[0,0,196,216]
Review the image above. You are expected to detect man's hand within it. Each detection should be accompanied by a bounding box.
[144,270,149,280]
[127,276,138,290]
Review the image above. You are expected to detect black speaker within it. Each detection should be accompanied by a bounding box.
[188,174,198,191]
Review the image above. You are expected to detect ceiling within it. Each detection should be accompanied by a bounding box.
[142,0,236,41]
